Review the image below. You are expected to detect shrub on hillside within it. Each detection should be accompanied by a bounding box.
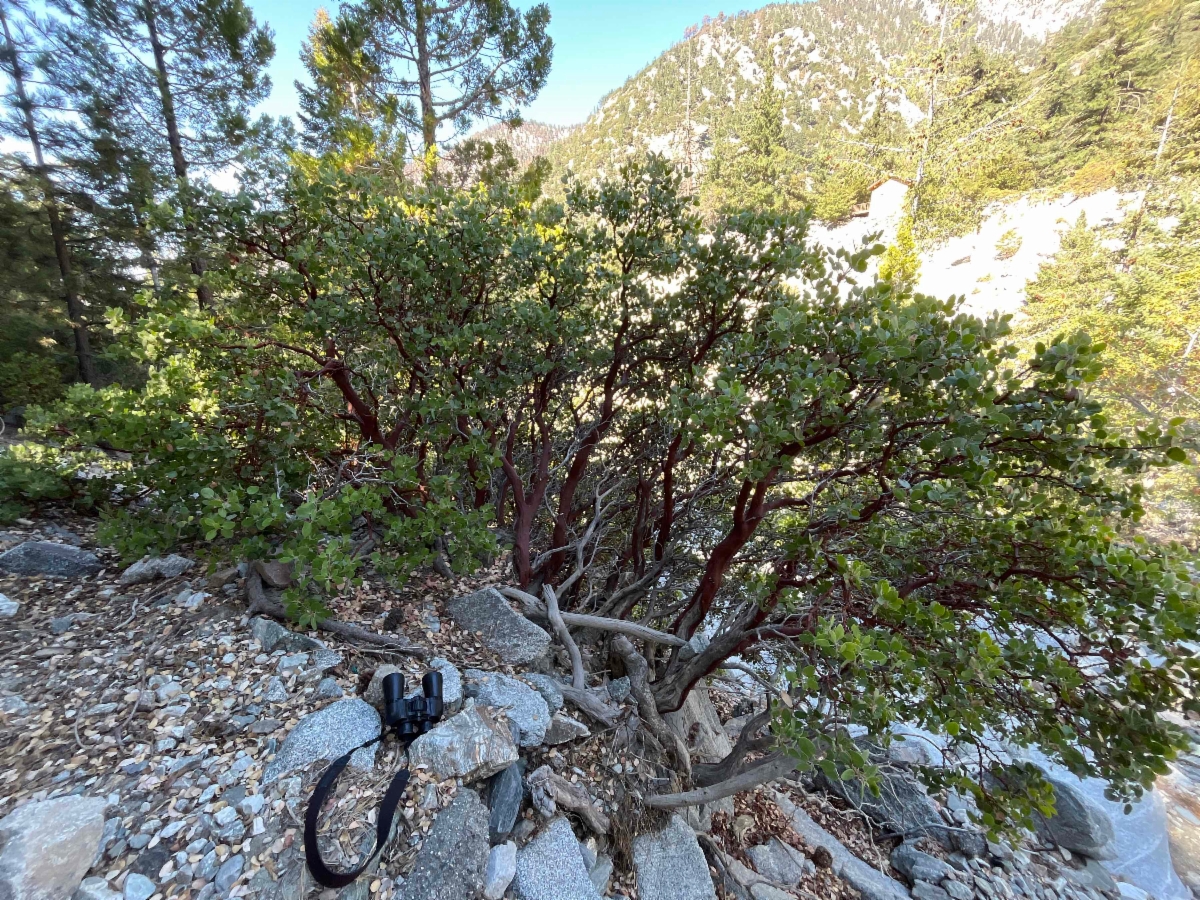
[37,156,1200,835]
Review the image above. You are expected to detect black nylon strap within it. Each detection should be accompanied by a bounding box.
[304,736,412,889]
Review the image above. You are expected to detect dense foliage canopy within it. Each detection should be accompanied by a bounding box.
[2,0,1200,839]
[30,156,1200,831]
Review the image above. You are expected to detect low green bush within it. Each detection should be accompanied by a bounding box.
[0,439,119,523]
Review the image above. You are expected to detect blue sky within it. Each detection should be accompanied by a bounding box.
[247,0,721,128]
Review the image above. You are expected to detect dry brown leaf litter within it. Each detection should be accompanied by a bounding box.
[0,516,876,900]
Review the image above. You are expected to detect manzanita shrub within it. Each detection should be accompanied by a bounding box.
[38,156,1199,833]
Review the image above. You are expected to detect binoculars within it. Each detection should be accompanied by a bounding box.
[381,671,444,740]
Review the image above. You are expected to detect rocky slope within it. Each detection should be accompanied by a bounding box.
[810,186,1146,319]
[1,517,1195,900]
[467,122,576,169]
[541,0,1100,182]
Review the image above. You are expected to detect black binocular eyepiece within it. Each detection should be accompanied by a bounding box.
[381,670,444,741]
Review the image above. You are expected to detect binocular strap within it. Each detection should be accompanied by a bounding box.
[303,737,412,889]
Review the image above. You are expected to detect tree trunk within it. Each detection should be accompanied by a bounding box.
[912,0,949,218]
[413,0,437,164]
[644,752,798,809]
[1127,62,1184,244]
[654,607,758,713]
[1,6,96,386]
[142,0,212,307]
[131,199,161,290]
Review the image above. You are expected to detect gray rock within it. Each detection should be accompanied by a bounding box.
[73,877,120,900]
[399,789,489,900]
[678,633,710,661]
[1116,883,1150,900]
[129,845,169,881]
[464,670,550,747]
[544,713,590,745]
[589,854,613,893]
[214,805,238,827]
[664,687,732,765]
[218,819,246,844]
[429,658,464,714]
[607,677,631,703]
[445,588,551,666]
[893,842,955,884]
[773,791,910,900]
[407,700,519,783]
[254,560,293,588]
[1065,858,1118,893]
[196,850,219,880]
[118,554,194,585]
[249,617,323,654]
[312,649,342,672]
[488,762,525,843]
[1,694,30,716]
[912,881,951,900]
[0,542,102,577]
[214,855,244,894]
[985,839,1012,861]
[519,675,564,714]
[750,887,795,900]
[263,677,287,703]
[632,815,716,900]
[276,653,309,676]
[579,839,597,871]
[1034,775,1118,860]
[121,874,154,900]
[483,842,517,900]
[43,526,81,545]
[154,682,184,704]
[175,590,206,611]
[942,879,973,900]
[511,818,536,845]
[513,818,601,900]
[263,699,380,782]
[314,677,344,700]
[0,593,19,618]
[747,837,814,886]
[816,760,960,851]
[0,796,108,900]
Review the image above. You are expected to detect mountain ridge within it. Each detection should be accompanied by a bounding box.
[529,0,1102,187]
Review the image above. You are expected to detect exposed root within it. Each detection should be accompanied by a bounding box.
[644,752,798,809]
[246,566,429,658]
[613,634,692,779]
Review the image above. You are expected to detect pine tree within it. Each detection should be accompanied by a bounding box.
[878,216,921,291]
[0,0,95,384]
[50,0,276,306]
[0,157,77,406]
[302,0,552,168]
[701,56,805,215]
[1028,0,1200,192]
[296,8,408,175]
[903,12,1035,237]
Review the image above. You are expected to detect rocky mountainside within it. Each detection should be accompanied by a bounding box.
[542,0,1101,182]
[468,122,576,168]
